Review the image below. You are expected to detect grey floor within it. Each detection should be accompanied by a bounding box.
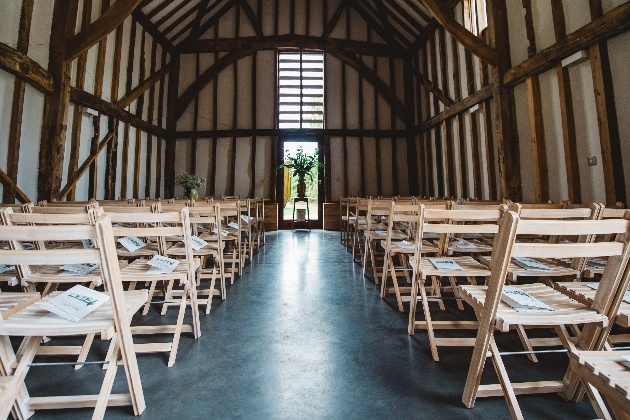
[27,230,597,419]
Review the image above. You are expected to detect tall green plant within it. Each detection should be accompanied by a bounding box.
[277,147,323,181]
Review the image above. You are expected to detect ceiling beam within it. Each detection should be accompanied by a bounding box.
[420,0,497,65]
[0,42,53,94]
[65,0,143,62]
[117,63,171,108]
[239,0,263,36]
[179,34,401,57]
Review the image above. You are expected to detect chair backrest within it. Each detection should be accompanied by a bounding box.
[108,208,195,279]
[1,208,101,281]
[26,202,95,214]
[421,206,503,256]
[483,212,630,343]
[366,199,391,231]
[384,202,420,248]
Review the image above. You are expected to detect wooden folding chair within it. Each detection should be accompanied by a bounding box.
[409,206,501,361]
[460,211,630,419]
[362,199,392,281]
[218,200,243,281]
[108,208,201,367]
[568,349,630,419]
[378,201,420,311]
[0,212,147,419]
[167,202,226,314]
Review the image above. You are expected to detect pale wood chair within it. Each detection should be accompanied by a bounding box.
[168,202,226,314]
[460,211,630,419]
[583,205,628,278]
[362,199,392,281]
[379,201,420,311]
[218,200,243,282]
[0,212,147,419]
[568,349,630,419]
[108,208,201,367]
[408,206,501,361]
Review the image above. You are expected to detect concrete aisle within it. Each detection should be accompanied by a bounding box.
[29,230,595,419]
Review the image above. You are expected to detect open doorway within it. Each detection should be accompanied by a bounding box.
[278,137,324,229]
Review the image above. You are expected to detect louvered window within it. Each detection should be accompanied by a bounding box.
[278,51,324,129]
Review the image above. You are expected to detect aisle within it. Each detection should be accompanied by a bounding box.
[31,230,596,419]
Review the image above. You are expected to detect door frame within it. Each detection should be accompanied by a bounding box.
[276,134,325,229]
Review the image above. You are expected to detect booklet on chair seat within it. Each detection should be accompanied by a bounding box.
[501,286,553,312]
[429,258,463,270]
[512,257,553,271]
[39,284,109,322]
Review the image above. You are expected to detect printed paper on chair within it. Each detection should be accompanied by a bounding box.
[501,286,553,312]
[429,258,463,270]
[146,254,179,274]
[39,285,109,322]
[512,257,553,271]
[118,236,145,252]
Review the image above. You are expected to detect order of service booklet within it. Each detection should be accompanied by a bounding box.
[39,284,109,322]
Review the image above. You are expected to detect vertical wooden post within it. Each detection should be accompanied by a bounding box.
[37,0,80,202]
[487,0,522,201]
[4,0,34,203]
[165,55,180,198]
[589,0,625,206]
[404,56,419,196]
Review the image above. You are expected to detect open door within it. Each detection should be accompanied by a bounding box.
[277,135,324,229]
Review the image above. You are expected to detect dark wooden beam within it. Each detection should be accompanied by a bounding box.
[419,85,492,131]
[0,168,30,204]
[322,1,346,38]
[178,0,237,47]
[117,63,170,108]
[420,0,497,65]
[330,51,406,121]
[179,35,400,57]
[176,128,409,139]
[132,9,176,54]
[70,87,169,138]
[239,0,263,36]
[66,0,143,61]
[0,42,53,94]
[504,1,630,87]
[347,0,405,52]
[37,0,79,202]
[165,56,180,198]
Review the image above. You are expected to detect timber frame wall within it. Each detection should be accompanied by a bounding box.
[0,0,629,205]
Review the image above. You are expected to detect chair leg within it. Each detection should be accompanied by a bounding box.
[420,277,440,361]
[449,276,465,310]
[584,383,612,420]
[142,280,158,316]
[74,333,96,370]
[489,338,524,420]
[380,254,392,298]
[515,325,538,363]
[408,272,419,335]
[93,337,120,420]
[391,262,404,312]
[161,280,175,316]
[167,284,188,368]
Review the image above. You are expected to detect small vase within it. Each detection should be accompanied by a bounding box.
[184,188,198,200]
[296,176,306,198]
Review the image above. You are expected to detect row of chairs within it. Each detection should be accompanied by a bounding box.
[0,197,267,418]
[340,197,630,419]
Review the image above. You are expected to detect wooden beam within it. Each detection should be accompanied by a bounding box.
[330,51,407,121]
[37,0,79,202]
[404,57,419,195]
[550,0,581,204]
[58,132,115,200]
[165,56,180,198]
[179,35,400,57]
[526,76,549,202]
[176,129,409,139]
[4,0,34,203]
[0,42,53,94]
[589,1,625,206]
[0,168,30,204]
[178,0,237,47]
[420,0,497,65]
[348,0,405,52]
[412,69,454,107]
[419,85,492,131]
[132,9,176,54]
[487,0,521,201]
[175,49,252,119]
[70,88,168,138]
[66,0,143,62]
[504,1,630,87]
[322,1,346,38]
[117,62,170,108]
[239,0,263,36]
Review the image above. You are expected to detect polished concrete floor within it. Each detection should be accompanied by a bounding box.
[27,230,597,419]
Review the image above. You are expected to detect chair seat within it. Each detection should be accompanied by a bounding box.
[120,258,200,282]
[24,260,129,287]
[570,349,630,399]
[116,242,161,258]
[460,283,608,332]
[478,255,580,281]
[448,238,493,254]
[554,281,630,328]
[419,256,491,278]
[167,242,220,257]
[0,289,147,337]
